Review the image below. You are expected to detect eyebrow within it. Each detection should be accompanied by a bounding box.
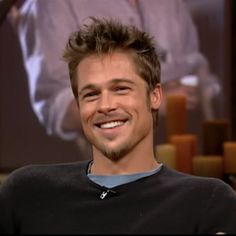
[78,78,135,95]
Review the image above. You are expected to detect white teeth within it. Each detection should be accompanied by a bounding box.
[100,121,125,129]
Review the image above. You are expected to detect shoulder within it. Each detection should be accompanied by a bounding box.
[160,165,235,195]
[0,161,90,212]
[1,161,89,192]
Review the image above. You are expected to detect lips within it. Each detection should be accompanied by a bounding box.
[99,120,126,129]
[95,119,128,129]
[93,112,130,133]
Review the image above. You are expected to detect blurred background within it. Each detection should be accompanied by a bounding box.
[0,0,234,171]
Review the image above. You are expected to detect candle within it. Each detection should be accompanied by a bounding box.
[223,142,236,174]
[155,144,176,169]
[169,134,197,174]
[223,142,236,190]
[202,120,230,155]
[193,156,223,178]
[166,94,187,141]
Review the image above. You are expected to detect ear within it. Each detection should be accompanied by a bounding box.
[150,84,162,110]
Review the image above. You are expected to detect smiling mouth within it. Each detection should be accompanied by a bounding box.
[96,120,128,129]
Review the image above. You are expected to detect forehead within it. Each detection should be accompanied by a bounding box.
[76,51,143,87]
[79,51,136,72]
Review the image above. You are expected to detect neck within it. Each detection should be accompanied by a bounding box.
[91,147,159,175]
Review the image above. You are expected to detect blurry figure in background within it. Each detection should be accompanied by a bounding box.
[9,0,221,158]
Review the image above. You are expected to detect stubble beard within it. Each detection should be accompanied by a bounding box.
[94,139,134,162]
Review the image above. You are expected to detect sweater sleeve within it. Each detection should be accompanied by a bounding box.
[197,179,236,234]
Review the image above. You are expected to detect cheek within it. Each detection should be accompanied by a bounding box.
[79,103,96,124]
[134,92,151,110]
[123,96,150,114]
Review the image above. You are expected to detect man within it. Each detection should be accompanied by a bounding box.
[13,0,220,155]
[0,18,235,234]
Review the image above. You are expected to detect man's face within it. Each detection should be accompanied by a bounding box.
[76,51,161,161]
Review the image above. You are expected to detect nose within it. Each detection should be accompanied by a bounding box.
[97,91,116,114]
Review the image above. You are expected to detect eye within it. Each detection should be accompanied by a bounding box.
[82,91,99,101]
[114,86,131,94]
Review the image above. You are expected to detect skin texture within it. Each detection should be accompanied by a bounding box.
[76,51,162,175]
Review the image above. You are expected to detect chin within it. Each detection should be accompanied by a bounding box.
[99,143,131,161]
